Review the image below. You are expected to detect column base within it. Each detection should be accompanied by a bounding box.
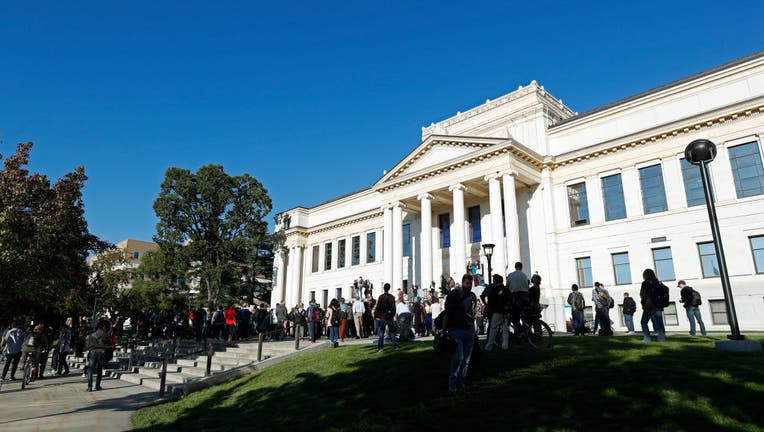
[715,339,762,352]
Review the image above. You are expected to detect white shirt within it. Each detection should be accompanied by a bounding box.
[352,300,365,314]
[396,302,411,316]
[430,302,442,318]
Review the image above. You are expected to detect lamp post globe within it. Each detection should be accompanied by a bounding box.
[482,243,495,283]
[685,139,717,165]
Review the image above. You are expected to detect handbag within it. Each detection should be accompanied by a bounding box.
[433,330,457,353]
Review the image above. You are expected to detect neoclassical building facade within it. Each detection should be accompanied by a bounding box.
[272,51,764,332]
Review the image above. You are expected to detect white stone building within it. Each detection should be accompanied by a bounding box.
[272,51,764,332]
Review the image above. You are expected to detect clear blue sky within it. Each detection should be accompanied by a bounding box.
[1,1,762,245]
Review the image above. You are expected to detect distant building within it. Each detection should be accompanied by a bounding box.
[273,52,764,332]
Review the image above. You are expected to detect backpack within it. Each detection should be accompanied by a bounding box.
[330,309,341,326]
[573,292,584,311]
[608,296,615,309]
[212,310,225,324]
[691,289,702,306]
[24,333,37,347]
[651,282,670,309]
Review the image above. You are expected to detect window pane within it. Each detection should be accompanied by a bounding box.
[652,247,675,281]
[751,236,764,273]
[367,232,376,263]
[338,239,346,268]
[639,164,668,214]
[402,224,411,257]
[576,257,592,287]
[312,245,320,273]
[612,252,631,285]
[680,158,706,207]
[698,242,719,278]
[468,205,482,242]
[663,302,679,326]
[729,142,764,198]
[439,213,450,248]
[601,174,627,221]
[567,182,589,226]
[324,243,332,271]
[351,236,360,266]
[709,299,729,325]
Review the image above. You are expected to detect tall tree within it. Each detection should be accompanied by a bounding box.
[0,142,106,322]
[153,165,272,307]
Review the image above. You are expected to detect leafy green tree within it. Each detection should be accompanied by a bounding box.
[0,142,106,322]
[119,248,187,315]
[153,165,272,307]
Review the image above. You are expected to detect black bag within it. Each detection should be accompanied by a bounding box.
[655,283,670,309]
[433,330,456,353]
[608,296,615,309]
[691,289,702,306]
[433,311,447,330]
[330,309,341,326]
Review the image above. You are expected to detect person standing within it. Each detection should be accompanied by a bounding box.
[443,274,477,393]
[224,304,237,347]
[352,298,365,338]
[592,282,612,336]
[507,262,530,329]
[85,320,109,391]
[211,305,225,340]
[679,280,707,336]
[484,275,510,351]
[374,283,398,352]
[276,301,289,339]
[567,284,585,336]
[327,300,340,347]
[338,300,348,342]
[306,300,320,343]
[640,269,667,342]
[1,322,24,381]
[622,292,637,334]
[56,324,72,375]
[193,304,207,342]
[430,298,442,335]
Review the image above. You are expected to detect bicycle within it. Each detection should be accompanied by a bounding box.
[507,307,554,349]
[20,352,39,390]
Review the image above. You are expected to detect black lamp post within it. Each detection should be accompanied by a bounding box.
[685,139,744,340]
[482,243,495,284]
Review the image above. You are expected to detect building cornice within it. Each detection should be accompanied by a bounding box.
[549,101,764,169]
[307,210,384,236]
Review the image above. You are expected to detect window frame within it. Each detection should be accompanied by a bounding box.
[311,245,320,273]
[366,232,376,263]
[351,236,360,266]
[709,299,729,325]
[663,302,679,326]
[575,256,593,288]
[438,213,450,248]
[601,173,627,221]
[697,241,720,278]
[402,224,411,257]
[680,158,707,207]
[611,252,632,285]
[651,246,676,281]
[468,205,482,243]
[638,163,669,215]
[750,235,764,274]
[728,140,764,199]
[324,242,333,271]
[567,182,590,227]
[337,239,346,269]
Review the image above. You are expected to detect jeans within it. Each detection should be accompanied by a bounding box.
[485,313,509,350]
[57,352,70,374]
[595,308,611,335]
[329,326,339,343]
[448,327,475,391]
[571,310,584,335]
[87,351,105,389]
[641,310,666,341]
[1,352,21,379]
[376,319,398,350]
[685,307,707,335]
[624,314,635,332]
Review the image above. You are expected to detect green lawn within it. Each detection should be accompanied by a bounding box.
[132,336,764,432]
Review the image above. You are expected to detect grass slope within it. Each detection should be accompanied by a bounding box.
[133,337,764,432]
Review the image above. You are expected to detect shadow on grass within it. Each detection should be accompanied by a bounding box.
[133,337,764,432]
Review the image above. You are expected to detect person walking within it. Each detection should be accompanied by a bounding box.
[622,292,637,334]
[1,322,24,381]
[85,319,110,391]
[592,282,612,336]
[567,284,585,335]
[484,274,510,351]
[640,269,668,342]
[678,280,707,336]
[374,283,398,352]
[443,274,477,393]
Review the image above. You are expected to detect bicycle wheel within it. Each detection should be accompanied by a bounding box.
[22,364,32,389]
[527,320,553,349]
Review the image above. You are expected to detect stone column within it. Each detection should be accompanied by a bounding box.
[284,246,294,306]
[418,193,434,289]
[383,205,393,286]
[288,245,303,307]
[449,184,467,278]
[485,174,506,281]
[271,248,287,308]
[392,202,404,291]
[502,172,521,269]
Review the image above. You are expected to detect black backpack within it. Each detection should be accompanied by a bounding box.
[382,294,396,320]
[691,289,702,306]
[651,282,670,309]
[330,308,341,326]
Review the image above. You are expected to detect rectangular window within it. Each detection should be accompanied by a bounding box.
[728,141,764,198]
[439,213,450,248]
[652,247,675,281]
[639,164,668,214]
[618,305,625,327]
[133,251,140,259]
[601,174,627,221]
[468,205,482,242]
[575,257,593,288]
[680,158,706,207]
[324,243,332,271]
[309,291,315,302]
[584,306,594,328]
[611,252,631,285]
[663,302,679,326]
[337,239,346,268]
[336,288,342,300]
[697,242,719,278]
[322,290,328,308]
[709,299,729,325]
[402,224,411,257]
[367,232,376,263]
[567,182,589,226]
[351,236,360,266]
[311,245,319,273]
[751,235,764,273]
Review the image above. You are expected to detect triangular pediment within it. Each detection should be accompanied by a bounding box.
[375,135,503,185]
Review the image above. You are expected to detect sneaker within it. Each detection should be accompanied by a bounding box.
[376,349,383,353]
[87,387,93,392]
[95,386,103,391]
[642,337,651,342]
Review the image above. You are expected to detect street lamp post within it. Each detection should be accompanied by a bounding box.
[482,243,495,284]
[685,139,744,341]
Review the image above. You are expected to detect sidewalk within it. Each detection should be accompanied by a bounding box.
[0,373,158,432]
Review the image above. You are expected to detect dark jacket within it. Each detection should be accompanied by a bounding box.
[680,286,694,309]
[640,279,664,312]
[622,297,637,315]
[444,288,476,330]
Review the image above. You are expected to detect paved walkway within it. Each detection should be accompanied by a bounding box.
[0,373,158,432]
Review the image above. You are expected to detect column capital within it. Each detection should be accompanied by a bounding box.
[500,169,519,178]
[448,183,467,192]
[391,201,406,210]
[417,192,434,201]
[484,172,502,182]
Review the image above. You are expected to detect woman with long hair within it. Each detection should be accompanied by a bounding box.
[639,269,667,342]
